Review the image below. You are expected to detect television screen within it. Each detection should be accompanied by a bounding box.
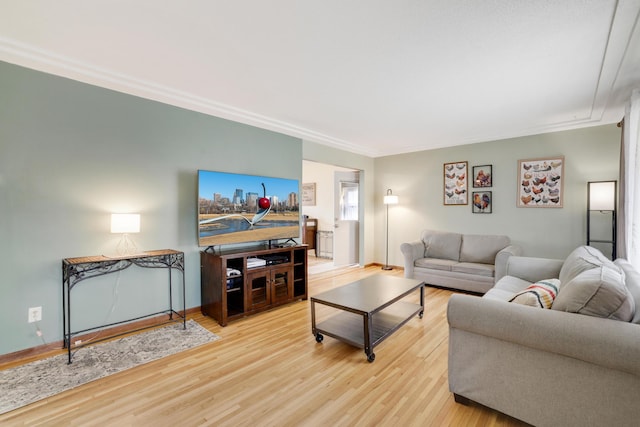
[198,170,300,247]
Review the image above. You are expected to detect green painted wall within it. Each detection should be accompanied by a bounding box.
[0,61,302,355]
[0,58,621,356]
[374,125,620,265]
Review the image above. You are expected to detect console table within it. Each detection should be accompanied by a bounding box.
[62,249,186,364]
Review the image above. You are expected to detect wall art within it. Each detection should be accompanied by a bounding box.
[472,165,492,188]
[444,161,468,205]
[472,191,492,213]
[517,156,564,208]
[301,182,316,206]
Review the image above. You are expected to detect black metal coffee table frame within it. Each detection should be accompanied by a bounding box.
[310,275,424,362]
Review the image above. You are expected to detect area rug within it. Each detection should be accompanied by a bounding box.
[0,319,220,414]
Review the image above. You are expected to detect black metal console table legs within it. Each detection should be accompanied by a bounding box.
[62,250,186,364]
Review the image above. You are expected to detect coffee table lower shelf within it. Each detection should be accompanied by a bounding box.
[313,301,423,362]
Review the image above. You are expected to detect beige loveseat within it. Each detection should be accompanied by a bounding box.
[448,246,640,427]
[400,229,522,294]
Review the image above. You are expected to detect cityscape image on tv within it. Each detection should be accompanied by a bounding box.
[198,170,300,246]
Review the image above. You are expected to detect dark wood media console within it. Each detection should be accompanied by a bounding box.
[200,245,308,326]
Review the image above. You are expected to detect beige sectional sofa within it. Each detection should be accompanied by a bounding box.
[448,246,640,427]
[400,229,522,294]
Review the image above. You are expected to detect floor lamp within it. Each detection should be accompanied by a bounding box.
[587,181,616,260]
[383,189,398,270]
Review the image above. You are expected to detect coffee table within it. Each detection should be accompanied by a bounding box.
[310,275,424,362]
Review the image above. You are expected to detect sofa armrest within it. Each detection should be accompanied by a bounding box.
[447,294,640,377]
[400,241,425,278]
[494,245,523,282]
[503,255,564,283]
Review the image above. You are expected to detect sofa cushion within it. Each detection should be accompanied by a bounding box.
[485,275,531,300]
[559,245,614,285]
[415,258,458,272]
[552,263,635,321]
[614,258,640,324]
[451,262,494,278]
[459,234,510,264]
[494,275,532,293]
[509,279,560,309]
[421,230,462,261]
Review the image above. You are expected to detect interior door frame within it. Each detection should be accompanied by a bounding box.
[334,170,361,266]
[301,160,365,267]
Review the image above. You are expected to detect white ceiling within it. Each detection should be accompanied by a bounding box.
[1,1,639,157]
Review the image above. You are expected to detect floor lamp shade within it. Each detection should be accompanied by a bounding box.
[588,181,615,211]
[384,191,399,205]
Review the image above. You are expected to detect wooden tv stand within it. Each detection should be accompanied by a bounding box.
[200,245,308,326]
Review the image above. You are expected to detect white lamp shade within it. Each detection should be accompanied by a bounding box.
[111,213,141,233]
[384,194,398,205]
[589,182,615,211]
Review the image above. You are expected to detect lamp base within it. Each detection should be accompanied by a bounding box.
[116,234,138,256]
[381,266,393,271]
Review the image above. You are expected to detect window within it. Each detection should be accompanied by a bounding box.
[340,182,359,220]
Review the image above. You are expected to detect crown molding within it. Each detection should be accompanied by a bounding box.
[2,0,637,161]
[0,37,381,158]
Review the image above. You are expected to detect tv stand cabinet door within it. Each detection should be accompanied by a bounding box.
[246,269,272,311]
[270,265,293,305]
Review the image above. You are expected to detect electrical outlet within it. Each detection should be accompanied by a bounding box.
[28,306,42,323]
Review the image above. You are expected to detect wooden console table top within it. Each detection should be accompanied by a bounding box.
[64,249,182,265]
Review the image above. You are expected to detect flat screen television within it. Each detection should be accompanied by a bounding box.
[198,170,300,247]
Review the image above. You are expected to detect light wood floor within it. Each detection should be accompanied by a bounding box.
[0,264,529,426]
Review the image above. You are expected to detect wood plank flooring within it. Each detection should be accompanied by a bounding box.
[0,264,529,426]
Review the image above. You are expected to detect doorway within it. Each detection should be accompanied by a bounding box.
[301,160,362,272]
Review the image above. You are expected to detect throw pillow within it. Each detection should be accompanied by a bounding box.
[509,279,560,309]
[558,245,614,285]
[552,264,635,321]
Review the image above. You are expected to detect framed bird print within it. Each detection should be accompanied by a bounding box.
[444,161,468,205]
[517,156,564,208]
[472,191,492,213]
[472,165,492,188]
